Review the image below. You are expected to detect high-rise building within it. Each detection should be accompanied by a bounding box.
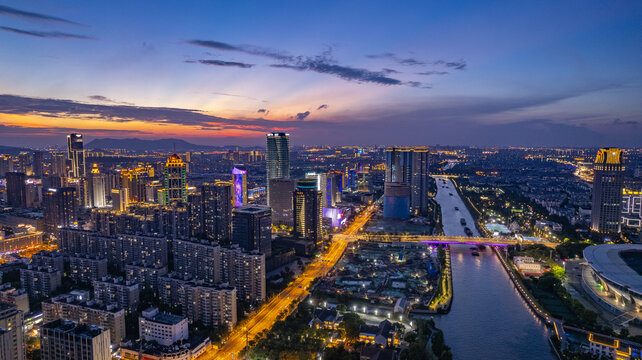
[162,154,187,205]
[17,152,31,176]
[110,188,129,211]
[269,178,296,226]
[32,151,44,178]
[0,303,25,360]
[326,171,343,207]
[138,307,188,346]
[232,165,248,207]
[51,153,66,177]
[266,133,290,206]
[220,246,266,303]
[0,155,13,176]
[87,164,107,208]
[5,172,26,208]
[591,148,625,236]
[410,147,430,214]
[67,133,86,178]
[120,167,152,203]
[232,205,272,257]
[42,187,78,234]
[40,319,110,360]
[20,266,62,300]
[93,276,140,314]
[69,255,108,284]
[306,172,328,207]
[201,182,232,242]
[293,179,323,245]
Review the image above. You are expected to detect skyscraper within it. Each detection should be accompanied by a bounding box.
[384,147,412,219]
[293,179,323,245]
[306,172,328,207]
[87,164,107,208]
[232,205,272,257]
[201,182,233,242]
[232,165,248,207]
[162,154,187,205]
[32,151,44,177]
[0,155,13,176]
[591,148,625,236]
[67,133,86,178]
[51,153,66,177]
[40,319,110,360]
[0,303,25,360]
[410,147,430,214]
[17,152,31,176]
[5,172,26,208]
[326,171,343,207]
[269,178,296,226]
[266,133,290,206]
[43,187,78,234]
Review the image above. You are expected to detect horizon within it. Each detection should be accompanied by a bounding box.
[1,1,641,147]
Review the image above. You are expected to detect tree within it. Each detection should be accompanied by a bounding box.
[340,312,364,340]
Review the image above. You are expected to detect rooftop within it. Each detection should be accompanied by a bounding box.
[584,244,642,295]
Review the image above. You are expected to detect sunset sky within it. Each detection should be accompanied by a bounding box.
[0,1,641,147]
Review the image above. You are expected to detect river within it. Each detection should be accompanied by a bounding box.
[431,176,555,360]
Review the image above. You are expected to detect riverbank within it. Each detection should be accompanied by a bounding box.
[427,246,453,313]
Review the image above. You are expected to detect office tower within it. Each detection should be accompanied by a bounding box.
[232,165,248,207]
[410,147,430,214]
[384,147,412,219]
[269,178,296,226]
[220,246,266,303]
[266,132,290,206]
[86,164,107,208]
[32,151,44,177]
[40,319,110,360]
[51,153,66,177]
[139,307,188,346]
[162,154,187,205]
[232,205,272,257]
[42,187,78,234]
[67,133,86,178]
[17,152,31,176]
[201,182,232,242]
[110,188,128,211]
[306,172,328,207]
[5,172,26,208]
[42,293,126,344]
[93,277,140,314]
[326,171,343,207]
[0,155,13,176]
[591,148,625,236]
[20,266,62,300]
[293,179,323,245]
[0,303,25,360]
[120,167,149,203]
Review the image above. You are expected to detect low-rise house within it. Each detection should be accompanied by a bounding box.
[308,308,342,330]
[359,320,398,347]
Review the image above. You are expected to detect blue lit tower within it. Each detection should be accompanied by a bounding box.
[266,133,290,207]
[232,165,248,207]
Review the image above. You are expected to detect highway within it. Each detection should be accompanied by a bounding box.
[199,204,377,360]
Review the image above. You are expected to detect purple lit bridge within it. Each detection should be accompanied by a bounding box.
[333,234,558,248]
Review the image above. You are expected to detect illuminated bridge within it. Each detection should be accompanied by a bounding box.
[333,234,558,248]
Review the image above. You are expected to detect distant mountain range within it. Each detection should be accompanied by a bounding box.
[86,138,261,152]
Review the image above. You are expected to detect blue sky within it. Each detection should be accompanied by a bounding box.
[0,1,640,147]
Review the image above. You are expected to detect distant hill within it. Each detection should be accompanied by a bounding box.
[86,138,228,152]
[0,145,31,155]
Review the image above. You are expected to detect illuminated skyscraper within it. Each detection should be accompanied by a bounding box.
[67,133,86,178]
[305,172,327,207]
[51,153,66,176]
[162,154,187,205]
[293,179,323,245]
[18,152,31,176]
[410,147,430,214]
[326,171,343,207]
[32,151,44,177]
[87,164,107,208]
[383,147,430,218]
[43,187,78,234]
[0,154,13,176]
[591,148,625,236]
[266,133,290,206]
[232,165,248,207]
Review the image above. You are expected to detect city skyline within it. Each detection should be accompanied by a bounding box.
[0,1,641,147]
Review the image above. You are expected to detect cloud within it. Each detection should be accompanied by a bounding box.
[317,104,328,110]
[186,59,254,68]
[0,26,93,39]
[257,108,267,113]
[613,118,638,127]
[189,39,412,86]
[368,53,466,70]
[88,95,135,106]
[0,5,81,25]
[405,81,431,89]
[212,92,266,102]
[295,111,310,121]
[381,68,400,74]
[417,71,448,76]
[434,60,466,70]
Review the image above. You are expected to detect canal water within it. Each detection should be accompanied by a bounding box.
[431,176,554,360]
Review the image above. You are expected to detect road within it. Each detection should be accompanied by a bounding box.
[199,204,377,360]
